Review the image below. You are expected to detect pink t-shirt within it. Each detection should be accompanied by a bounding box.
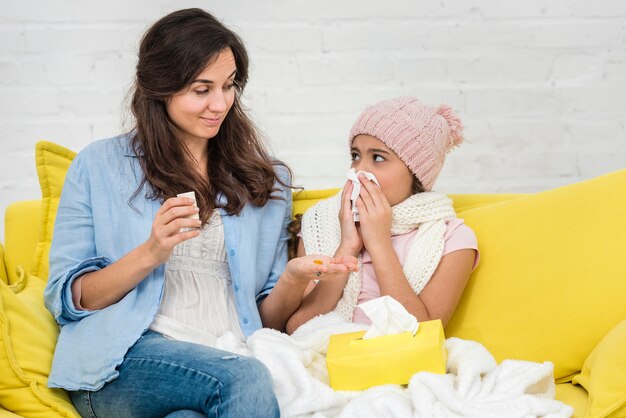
[351,219,479,324]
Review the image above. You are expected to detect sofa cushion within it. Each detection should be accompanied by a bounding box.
[572,319,626,418]
[0,266,79,417]
[445,168,626,381]
[4,200,41,285]
[0,244,6,285]
[555,383,588,418]
[30,141,76,281]
[0,407,23,418]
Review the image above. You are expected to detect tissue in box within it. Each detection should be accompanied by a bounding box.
[326,319,447,391]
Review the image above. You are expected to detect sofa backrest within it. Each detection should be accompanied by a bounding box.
[292,188,524,217]
[3,191,522,285]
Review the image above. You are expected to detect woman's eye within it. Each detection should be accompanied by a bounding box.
[195,89,209,96]
[351,153,360,161]
[224,83,235,90]
[373,154,385,162]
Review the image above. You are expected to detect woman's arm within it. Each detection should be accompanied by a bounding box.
[77,197,202,310]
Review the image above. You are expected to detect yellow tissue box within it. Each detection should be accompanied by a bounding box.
[326,319,447,391]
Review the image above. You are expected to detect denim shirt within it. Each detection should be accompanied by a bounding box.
[44,135,292,391]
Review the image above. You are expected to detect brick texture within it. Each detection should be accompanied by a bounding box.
[1,0,626,238]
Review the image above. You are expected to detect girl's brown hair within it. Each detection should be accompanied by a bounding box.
[130,8,290,221]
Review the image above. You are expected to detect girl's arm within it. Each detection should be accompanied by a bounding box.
[285,183,363,334]
[357,175,474,326]
[284,240,354,334]
[368,243,475,326]
[259,242,357,332]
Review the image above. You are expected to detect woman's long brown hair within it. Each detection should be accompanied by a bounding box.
[129,8,290,222]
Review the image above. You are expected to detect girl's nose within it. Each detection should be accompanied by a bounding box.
[353,160,370,172]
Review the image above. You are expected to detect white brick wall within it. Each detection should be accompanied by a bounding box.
[1,0,626,240]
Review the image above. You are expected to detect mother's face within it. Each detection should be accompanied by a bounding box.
[166,48,237,146]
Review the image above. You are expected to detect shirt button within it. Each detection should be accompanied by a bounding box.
[229,249,236,256]
[234,284,240,291]
[243,318,249,324]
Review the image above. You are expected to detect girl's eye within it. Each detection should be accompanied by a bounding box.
[224,83,235,91]
[351,152,360,161]
[373,154,385,162]
[195,89,209,96]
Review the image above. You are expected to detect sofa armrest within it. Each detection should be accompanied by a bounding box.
[0,242,7,284]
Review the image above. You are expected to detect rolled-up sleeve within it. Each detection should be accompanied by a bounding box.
[44,154,109,325]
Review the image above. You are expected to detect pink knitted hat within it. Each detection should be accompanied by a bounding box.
[349,97,464,191]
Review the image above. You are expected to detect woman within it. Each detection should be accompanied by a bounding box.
[44,8,356,418]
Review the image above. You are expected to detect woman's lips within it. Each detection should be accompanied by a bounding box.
[200,117,221,126]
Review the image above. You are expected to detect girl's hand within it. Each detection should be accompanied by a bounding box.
[144,197,202,266]
[337,181,363,257]
[283,254,359,285]
[355,175,393,251]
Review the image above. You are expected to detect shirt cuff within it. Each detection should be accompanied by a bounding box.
[60,257,110,322]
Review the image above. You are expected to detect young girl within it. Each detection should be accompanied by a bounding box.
[44,9,354,418]
[286,97,479,333]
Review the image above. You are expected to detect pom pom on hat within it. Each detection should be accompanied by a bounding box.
[436,104,465,149]
[349,97,465,191]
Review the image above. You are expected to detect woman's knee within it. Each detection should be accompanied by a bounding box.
[224,356,273,390]
[221,356,278,411]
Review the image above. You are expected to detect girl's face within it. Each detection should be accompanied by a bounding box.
[166,48,237,145]
[351,134,415,206]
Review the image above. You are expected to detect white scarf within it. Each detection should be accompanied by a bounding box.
[301,192,457,321]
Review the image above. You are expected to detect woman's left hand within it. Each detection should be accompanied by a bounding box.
[355,175,393,251]
[283,254,358,285]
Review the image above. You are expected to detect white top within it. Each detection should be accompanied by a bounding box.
[149,209,245,346]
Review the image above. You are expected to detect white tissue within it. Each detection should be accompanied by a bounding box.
[177,191,200,220]
[358,295,419,339]
[347,168,381,222]
[177,191,200,232]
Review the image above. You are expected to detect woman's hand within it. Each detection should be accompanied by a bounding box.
[355,175,393,252]
[337,181,363,257]
[144,196,202,266]
[283,254,358,285]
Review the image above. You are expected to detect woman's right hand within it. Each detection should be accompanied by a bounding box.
[337,181,363,257]
[144,197,202,266]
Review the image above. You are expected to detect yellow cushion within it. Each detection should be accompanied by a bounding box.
[556,383,589,418]
[4,200,41,285]
[31,141,76,281]
[0,266,79,417]
[0,244,6,284]
[572,319,626,418]
[292,188,340,217]
[0,407,23,418]
[446,168,626,381]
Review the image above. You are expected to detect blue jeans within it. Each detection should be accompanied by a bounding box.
[69,331,280,418]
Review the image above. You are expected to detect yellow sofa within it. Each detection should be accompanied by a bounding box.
[1,141,625,418]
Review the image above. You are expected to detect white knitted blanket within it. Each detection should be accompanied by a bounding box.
[214,314,573,418]
[301,192,457,320]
